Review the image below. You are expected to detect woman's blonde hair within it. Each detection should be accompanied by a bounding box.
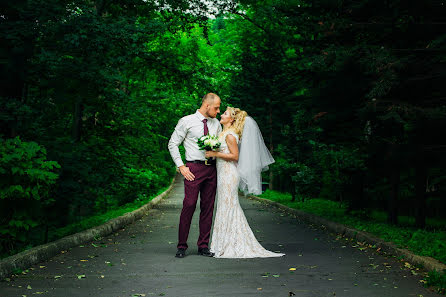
[224,106,248,140]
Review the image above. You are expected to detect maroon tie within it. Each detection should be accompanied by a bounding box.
[203,119,209,136]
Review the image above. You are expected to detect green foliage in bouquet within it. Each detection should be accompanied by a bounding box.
[197,135,221,151]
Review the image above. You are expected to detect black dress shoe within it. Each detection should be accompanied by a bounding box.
[197,247,214,257]
[175,248,186,258]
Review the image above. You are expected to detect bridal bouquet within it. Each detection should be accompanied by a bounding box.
[197,135,221,151]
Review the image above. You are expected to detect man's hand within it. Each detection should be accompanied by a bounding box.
[179,165,195,181]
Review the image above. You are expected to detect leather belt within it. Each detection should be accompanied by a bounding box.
[186,159,216,166]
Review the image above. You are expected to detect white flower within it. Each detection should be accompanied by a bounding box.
[210,139,218,147]
[204,139,211,146]
[200,136,207,141]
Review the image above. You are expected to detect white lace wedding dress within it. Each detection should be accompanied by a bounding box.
[209,130,285,258]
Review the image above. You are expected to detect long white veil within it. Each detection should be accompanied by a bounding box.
[237,116,275,195]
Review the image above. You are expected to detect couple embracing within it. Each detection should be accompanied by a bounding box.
[168,93,285,259]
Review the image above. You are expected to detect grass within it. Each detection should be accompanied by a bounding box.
[50,185,171,241]
[259,189,446,263]
[258,189,446,294]
[427,270,446,295]
[0,182,173,261]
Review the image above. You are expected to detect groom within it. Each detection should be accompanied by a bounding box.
[168,93,222,258]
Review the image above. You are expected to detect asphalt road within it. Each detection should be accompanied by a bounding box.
[0,177,440,297]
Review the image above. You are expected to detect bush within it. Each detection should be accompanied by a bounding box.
[0,137,60,255]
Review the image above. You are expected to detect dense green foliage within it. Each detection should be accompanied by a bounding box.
[0,137,60,252]
[1,0,445,278]
[0,0,230,257]
[218,0,446,229]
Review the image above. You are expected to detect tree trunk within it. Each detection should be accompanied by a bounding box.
[44,221,49,243]
[347,170,365,212]
[268,102,274,190]
[72,100,83,142]
[290,180,296,202]
[387,143,399,225]
[414,156,427,228]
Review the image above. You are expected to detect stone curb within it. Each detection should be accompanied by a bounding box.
[245,194,446,274]
[0,175,177,279]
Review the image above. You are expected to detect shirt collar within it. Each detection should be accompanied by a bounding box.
[195,110,210,121]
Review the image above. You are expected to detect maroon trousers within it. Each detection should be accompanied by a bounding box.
[177,162,217,250]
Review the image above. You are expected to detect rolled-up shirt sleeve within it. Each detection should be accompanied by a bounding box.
[168,118,187,168]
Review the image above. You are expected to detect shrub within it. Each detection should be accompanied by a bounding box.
[0,137,60,255]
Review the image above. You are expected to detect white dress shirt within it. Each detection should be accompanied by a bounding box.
[168,110,222,168]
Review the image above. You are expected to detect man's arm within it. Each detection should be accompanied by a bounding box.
[168,118,186,168]
[168,118,195,181]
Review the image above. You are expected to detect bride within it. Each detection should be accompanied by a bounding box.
[205,106,285,258]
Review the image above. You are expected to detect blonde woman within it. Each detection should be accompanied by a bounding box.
[205,107,285,258]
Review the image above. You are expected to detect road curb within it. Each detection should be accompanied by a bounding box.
[245,194,446,274]
[0,175,177,279]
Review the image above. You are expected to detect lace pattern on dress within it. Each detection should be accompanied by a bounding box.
[209,130,285,258]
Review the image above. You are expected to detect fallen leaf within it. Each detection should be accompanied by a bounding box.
[39,266,45,268]
[257,288,262,291]
[77,274,86,279]
[27,285,32,289]
[289,268,297,271]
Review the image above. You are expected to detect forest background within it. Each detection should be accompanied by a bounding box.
[1,1,445,285]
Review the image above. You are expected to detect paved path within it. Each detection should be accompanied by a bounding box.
[0,177,440,297]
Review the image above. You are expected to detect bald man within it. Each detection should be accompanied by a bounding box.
[168,93,222,258]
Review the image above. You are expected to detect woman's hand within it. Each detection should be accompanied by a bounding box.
[205,150,218,158]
